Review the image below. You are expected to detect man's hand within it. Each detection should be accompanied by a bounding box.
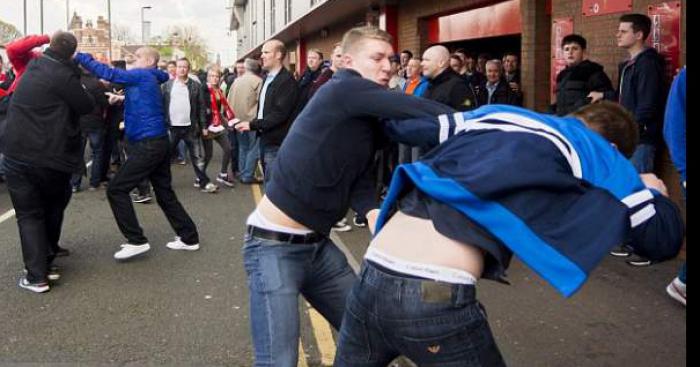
[366,209,381,235]
[201,129,209,137]
[587,91,604,103]
[640,173,669,197]
[235,121,251,132]
[105,92,124,105]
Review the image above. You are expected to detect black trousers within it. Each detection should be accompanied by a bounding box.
[3,157,72,282]
[107,136,199,245]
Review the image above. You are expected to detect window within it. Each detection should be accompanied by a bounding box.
[271,0,276,34]
[285,0,292,24]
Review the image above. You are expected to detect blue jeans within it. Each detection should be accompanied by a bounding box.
[237,131,260,181]
[260,144,279,186]
[71,130,105,189]
[630,143,656,173]
[242,234,357,367]
[228,130,239,174]
[335,261,505,367]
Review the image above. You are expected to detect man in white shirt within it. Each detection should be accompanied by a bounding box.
[161,57,217,193]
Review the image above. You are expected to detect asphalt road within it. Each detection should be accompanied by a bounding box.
[0,155,686,367]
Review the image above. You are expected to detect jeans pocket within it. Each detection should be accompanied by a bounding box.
[336,299,373,364]
[243,247,283,293]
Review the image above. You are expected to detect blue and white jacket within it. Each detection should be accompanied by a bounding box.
[381,105,684,297]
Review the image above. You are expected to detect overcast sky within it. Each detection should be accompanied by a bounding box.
[0,0,238,65]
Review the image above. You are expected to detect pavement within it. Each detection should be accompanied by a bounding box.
[0,155,686,367]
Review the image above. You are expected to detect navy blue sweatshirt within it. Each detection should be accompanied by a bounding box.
[264,69,454,235]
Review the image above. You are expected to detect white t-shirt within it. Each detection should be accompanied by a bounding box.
[169,80,192,127]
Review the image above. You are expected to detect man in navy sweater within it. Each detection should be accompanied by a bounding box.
[240,26,452,366]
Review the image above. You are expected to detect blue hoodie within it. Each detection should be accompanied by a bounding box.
[663,67,686,184]
[75,53,169,142]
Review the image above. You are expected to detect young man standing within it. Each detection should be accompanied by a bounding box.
[589,13,666,174]
[75,48,201,260]
[335,102,684,366]
[238,27,452,366]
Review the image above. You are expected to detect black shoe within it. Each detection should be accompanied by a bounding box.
[239,177,263,185]
[55,246,70,257]
[610,244,633,257]
[626,254,654,267]
[353,214,368,228]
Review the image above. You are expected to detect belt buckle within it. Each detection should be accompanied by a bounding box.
[421,281,453,303]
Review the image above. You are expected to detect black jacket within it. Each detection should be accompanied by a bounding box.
[552,60,614,116]
[477,80,523,107]
[250,67,299,147]
[162,78,206,131]
[605,47,666,144]
[79,71,109,131]
[3,49,95,173]
[424,68,477,111]
[265,69,454,235]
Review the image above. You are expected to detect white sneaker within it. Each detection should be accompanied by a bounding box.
[18,276,50,293]
[114,243,151,260]
[666,277,686,306]
[332,219,352,232]
[201,182,219,193]
[166,237,200,251]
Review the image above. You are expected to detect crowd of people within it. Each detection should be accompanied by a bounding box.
[0,10,686,367]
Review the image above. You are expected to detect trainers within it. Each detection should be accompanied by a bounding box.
[132,194,152,204]
[18,276,50,293]
[332,219,352,232]
[71,186,80,193]
[88,185,99,191]
[216,173,235,188]
[114,243,151,260]
[177,159,187,166]
[666,277,686,306]
[201,182,219,193]
[626,254,654,267]
[353,214,368,228]
[23,266,60,281]
[166,237,200,251]
[193,178,201,188]
[610,244,633,257]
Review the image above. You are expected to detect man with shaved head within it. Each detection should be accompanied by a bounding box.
[421,45,477,111]
[74,46,201,261]
[234,39,298,180]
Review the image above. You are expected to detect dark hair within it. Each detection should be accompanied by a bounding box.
[572,101,639,158]
[503,51,519,60]
[477,53,492,60]
[166,60,176,67]
[562,34,587,49]
[389,54,400,64]
[401,50,413,58]
[176,57,191,67]
[619,13,652,40]
[449,54,463,65]
[48,31,78,60]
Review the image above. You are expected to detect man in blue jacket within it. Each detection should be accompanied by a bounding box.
[75,48,200,261]
[335,102,684,366]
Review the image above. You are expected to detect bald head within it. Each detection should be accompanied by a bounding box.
[134,47,160,68]
[261,39,286,72]
[420,45,450,79]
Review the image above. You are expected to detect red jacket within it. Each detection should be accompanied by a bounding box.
[6,35,50,93]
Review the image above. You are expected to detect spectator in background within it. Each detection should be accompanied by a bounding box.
[295,48,324,113]
[422,45,477,111]
[477,59,522,106]
[476,52,491,74]
[201,67,236,190]
[403,57,429,97]
[308,43,343,98]
[388,54,406,91]
[166,61,176,80]
[663,67,686,307]
[399,49,413,78]
[454,50,486,94]
[3,32,95,293]
[590,13,666,175]
[70,67,109,193]
[228,58,263,185]
[503,51,521,94]
[449,54,463,75]
[551,34,614,116]
[234,39,299,182]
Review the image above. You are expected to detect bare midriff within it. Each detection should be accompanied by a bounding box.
[370,210,484,279]
[256,195,311,230]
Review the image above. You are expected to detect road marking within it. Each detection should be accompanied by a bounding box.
[0,160,93,226]
[298,341,309,367]
[0,209,16,224]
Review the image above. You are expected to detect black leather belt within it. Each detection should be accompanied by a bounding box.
[246,225,325,244]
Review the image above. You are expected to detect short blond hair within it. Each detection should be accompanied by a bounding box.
[341,26,393,55]
[136,47,160,66]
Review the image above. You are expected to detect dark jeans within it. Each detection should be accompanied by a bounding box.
[228,130,239,175]
[260,143,279,187]
[71,129,105,189]
[3,157,72,282]
[107,136,198,245]
[170,126,210,185]
[335,261,505,367]
[202,133,232,176]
